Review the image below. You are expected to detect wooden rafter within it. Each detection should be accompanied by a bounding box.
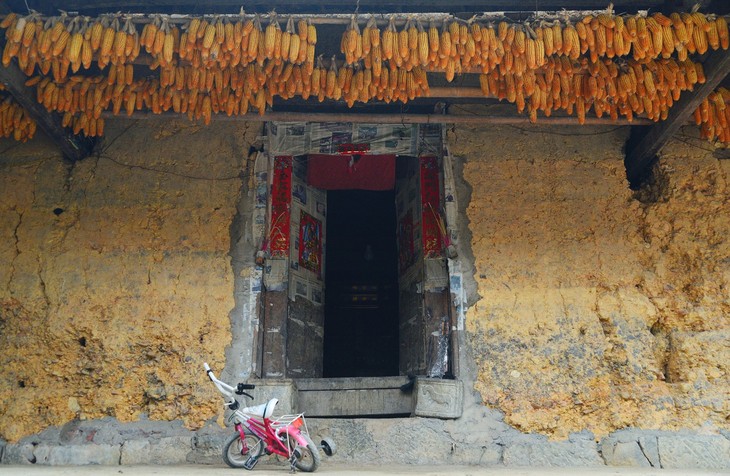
[624,48,730,188]
[9,0,664,16]
[103,109,653,125]
[0,56,94,161]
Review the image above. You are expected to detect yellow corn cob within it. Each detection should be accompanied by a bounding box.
[247,23,260,60]
[382,23,394,59]
[162,30,174,64]
[81,38,92,68]
[0,13,17,29]
[525,38,536,68]
[693,25,708,54]
[552,23,563,53]
[650,24,663,55]
[280,26,291,61]
[265,18,277,58]
[186,18,200,43]
[68,31,83,63]
[21,19,36,47]
[458,23,468,46]
[513,29,525,54]
[428,22,439,52]
[717,16,729,49]
[88,21,103,50]
[289,33,300,64]
[307,21,317,45]
[203,22,216,49]
[661,25,674,57]
[9,16,25,43]
[543,26,554,55]
[706,20,719,50]
[691,12,709,32]
[398,27,409,60]
[568,28,582,60]
[439,29,451,58]
[215,19,225,46]
[140,22,152,49]
[36,28,51,57]
[417,27,429,65]
[223,21,234,51]
[114,28,127,57]
[408,22,419,52]
[53,29,71,56]
[445,57,455,82]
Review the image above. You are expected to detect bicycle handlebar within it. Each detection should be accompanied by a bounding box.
[203,363,255,401]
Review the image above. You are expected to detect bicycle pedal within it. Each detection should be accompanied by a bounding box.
[243,456,259,470]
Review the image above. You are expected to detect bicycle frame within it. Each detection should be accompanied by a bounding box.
[233,414,303,458]
[204,363,308,462]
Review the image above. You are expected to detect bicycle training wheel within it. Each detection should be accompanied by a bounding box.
[222,430,264,469]
[287,432,321,472]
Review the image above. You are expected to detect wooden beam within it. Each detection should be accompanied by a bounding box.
[624,47,730,188]
[0,60,94,161]
[104,109,652,125]
[13,0,664,16]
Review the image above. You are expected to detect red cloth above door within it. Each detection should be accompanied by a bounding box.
[306,154,396,191]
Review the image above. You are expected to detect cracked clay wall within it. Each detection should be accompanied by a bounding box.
[448,123,729,440]
[0,119,260,443]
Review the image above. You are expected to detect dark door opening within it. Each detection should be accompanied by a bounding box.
[323,190,399,377]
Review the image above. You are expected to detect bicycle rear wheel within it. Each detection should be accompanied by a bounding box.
[222,429,264,469]
[287,433,321,472]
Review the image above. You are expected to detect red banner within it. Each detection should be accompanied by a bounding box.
[269,156,292,258]
[420,156,443,258]
[306,154,396,191]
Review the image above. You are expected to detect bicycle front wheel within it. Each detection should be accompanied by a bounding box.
[222,429,264,469]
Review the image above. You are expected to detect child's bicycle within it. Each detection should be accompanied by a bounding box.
[204,363,336,472]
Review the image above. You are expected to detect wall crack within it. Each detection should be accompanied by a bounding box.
[7,208,23,292]
[637,437,656,467]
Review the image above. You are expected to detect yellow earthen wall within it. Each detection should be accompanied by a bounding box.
[1,118,728,444]
[449,124,729,439]
[0,120,261,442]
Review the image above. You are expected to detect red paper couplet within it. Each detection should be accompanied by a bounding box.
[269,156,292,258]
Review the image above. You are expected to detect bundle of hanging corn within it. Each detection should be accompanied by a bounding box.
[0,8,728,143]
[0,86,36,142]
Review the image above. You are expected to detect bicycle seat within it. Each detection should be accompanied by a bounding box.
[241,398,278,418]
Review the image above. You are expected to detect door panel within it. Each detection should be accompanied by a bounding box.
[395,156,426,375]
[395,156,452,377]
[286,156,327,378]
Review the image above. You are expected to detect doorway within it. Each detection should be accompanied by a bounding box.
[322,190,399,377]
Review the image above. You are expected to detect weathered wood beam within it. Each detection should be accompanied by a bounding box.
[104,109,652,125]
[624,47,730,188]
[14,0,664,15]
[0,61,95,161]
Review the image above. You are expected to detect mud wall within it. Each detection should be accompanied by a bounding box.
[0,119,261,443]
[448,122,729,439]
[1,116,728,452]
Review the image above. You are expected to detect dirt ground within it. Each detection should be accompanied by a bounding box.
[0,465,727,476]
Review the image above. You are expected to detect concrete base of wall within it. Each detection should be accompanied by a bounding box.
[1,416,728,470]
[248,377,464,419]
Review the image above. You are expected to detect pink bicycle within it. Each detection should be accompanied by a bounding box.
[204,363,335,472]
